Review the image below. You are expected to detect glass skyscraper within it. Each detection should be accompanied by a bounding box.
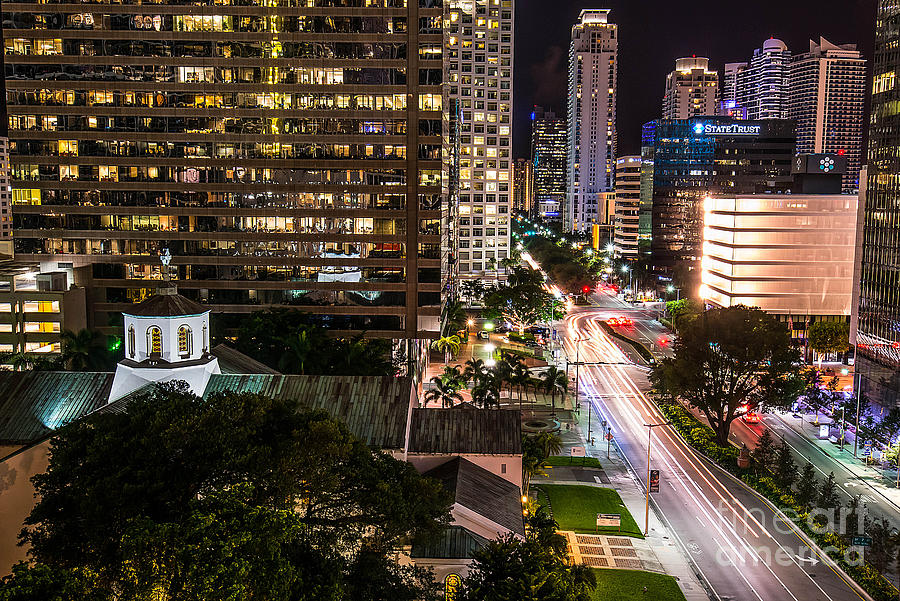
[642,117,795,279]
[2,0,450,341]
[856,0,900,408]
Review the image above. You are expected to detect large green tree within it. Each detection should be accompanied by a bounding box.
[807,320,850,360]
[10,383,450,600]
[651,306,803,445]
[460,508,595,601]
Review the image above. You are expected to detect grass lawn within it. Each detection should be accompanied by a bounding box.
[544,455,603,469]
[590,569,686,601]
[534,484,643,538]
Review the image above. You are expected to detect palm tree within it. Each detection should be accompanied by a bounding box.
[442,301,468,337]
[440,365,467,391]
[464,357,488,388]
[278,327,323,374]
[431,334,462,365]
[424,375,463,408]
[540,366,568,417]
[60,329,108,371]
[510,360,530,412]
[533,431,563,459]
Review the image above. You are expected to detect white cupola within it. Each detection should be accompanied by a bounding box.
[109,285,220,402]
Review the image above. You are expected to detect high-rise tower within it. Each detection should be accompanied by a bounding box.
[3,0,449,341]
[854,1,900,408]
[530,106,566,222]
[447,0,514,278]
[788,37,866,194]
[566,9,618,234]
[739,38,791,120]
[662,57,718,120]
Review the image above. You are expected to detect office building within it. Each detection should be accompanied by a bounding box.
[788,37,866,193]
[738,38,791,120]
[643,117,795,277]
[722,62,747,107]
[2,1,450,342]
[662,57,718,120]
[566,9,618,233]
[855,0,900,409]
[447,0,514,278]
[512,158,532,216]
[0,137,11,258]
[530,106,566,222]
[613,156,641,259]
[0,263,87,356]
[702,156,855,348]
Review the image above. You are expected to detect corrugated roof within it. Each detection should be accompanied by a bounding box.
[409,408,522,455]
[409,525,488,559]
[123,292,207,317]
[0,372,113,444]
[425,457,525,536]
[203,374,411,449]
[211,344,280,375]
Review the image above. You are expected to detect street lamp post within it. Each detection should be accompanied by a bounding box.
[853,369,862,458]
[643,422,667,536]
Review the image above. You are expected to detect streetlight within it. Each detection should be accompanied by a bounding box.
[666,285,680,302]
[644,423,667,535]
[621,264,632,294]
[606,243,615,254]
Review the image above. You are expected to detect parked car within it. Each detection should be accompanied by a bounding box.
[477,330,490,340]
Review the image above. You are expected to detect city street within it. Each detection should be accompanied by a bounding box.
[561,303,872,601]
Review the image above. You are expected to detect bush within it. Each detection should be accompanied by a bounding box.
[507,332,535,344]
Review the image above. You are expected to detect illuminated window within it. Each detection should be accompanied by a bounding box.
[178,325,192,358]
[147,326,162,356]
[128,325,135,358]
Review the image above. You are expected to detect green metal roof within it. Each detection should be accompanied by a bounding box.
[409,407,522,455]
[203,374,412,449]
[0,371,114,444]
[210,344,280,375]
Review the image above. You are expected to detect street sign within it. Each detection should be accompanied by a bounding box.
[862,442,871,457]
[818,424,830,439]
[596,513,621,528]
[649,469,660,493]
[570,446,586,457]
[851,536,873,547]
[605,433,614,441]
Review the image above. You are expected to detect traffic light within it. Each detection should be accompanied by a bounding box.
[582,285,591,295]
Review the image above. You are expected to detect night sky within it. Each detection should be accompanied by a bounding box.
[513,0,878,158]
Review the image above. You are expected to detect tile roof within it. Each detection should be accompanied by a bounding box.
[210,344,280,375]
[203,374,412,449]
[123,292,207,317]
[409,525,488,559]
[409,407,522,455]
[0,372,113,444]
[424,457,525,536]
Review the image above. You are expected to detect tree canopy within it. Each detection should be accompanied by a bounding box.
[5,383,451,600]
[482,267,564,334]
[807,320,850,357]
[234,309,395,375]
[651,306,803,445]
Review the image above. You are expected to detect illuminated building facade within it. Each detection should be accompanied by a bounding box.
[446,0,514,278]
[2,0,449,340]
[662,57,718,120]
[701,193,855,347]
[738,38,791,120]
[855,0,900,408]
[512,157,532,216]
[566,9,617,233]
[642,117,794,277]
[530,106,566,222]
[788,37,866,194]
[613,156,640,259]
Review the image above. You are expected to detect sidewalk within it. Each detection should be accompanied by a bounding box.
[546,404,708,600]
[773,410,900,513]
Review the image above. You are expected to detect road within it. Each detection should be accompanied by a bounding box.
[562,303,872,601]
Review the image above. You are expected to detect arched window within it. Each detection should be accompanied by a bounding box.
[178,325,192,358]
[147,326,162,357]
[202,322,208,353]
[128,325,135,358]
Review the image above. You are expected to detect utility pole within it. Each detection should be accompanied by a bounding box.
[644,423,667,536]
[853,370,862,458]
